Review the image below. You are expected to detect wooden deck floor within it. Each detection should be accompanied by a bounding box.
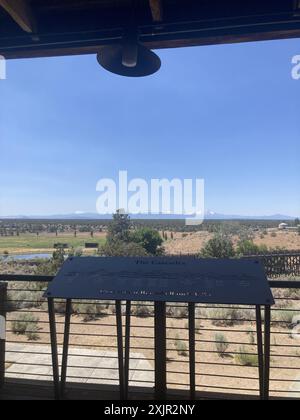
[0,379,263,400]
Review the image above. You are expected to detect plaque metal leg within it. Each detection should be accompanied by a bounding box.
[255,305,264,400]
[188,303,196,400]
[116,300,125,400]
[124,301,131,400]
[264,305,271,401]
[48,298,60,400]
[154,301,167,400]
[60,299,72,399]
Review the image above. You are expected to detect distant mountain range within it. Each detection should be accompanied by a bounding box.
[0,211,297,221]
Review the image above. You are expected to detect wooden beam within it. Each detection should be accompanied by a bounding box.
[293,0,300,10]
[149,0,163,22]
[0,0,36,33]
[293,0,300,16]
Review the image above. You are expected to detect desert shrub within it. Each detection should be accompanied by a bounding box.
[200,234,235,258]
[73,302,107,322]
[271,232,277,238]
[174,335,188,357]
[276,281,300,300]
[274,310,300,327]
[100,239,148,257]
[236,240,260,256]
[11,313,39,341]
[235,347,258,367]
[51,246,66,271]
[215,333,229,357]
[35,246,66,276]
[7,290,44,311]
[195,320,202,332]
[26,327,40,341]
[194,307,209,329]
[236,240,268,256]
[132,303,154,318]
[110,303,128,316]
[247,329,256,345]
[35,260,57,276]
[167,304,188,319]
[104,213,164,255]
[81,304,98,322]
[107,211,131,242]
[6,280,47,312]
[55,300,69,314]
[210,307,243,326]
[68,247,83,257]
[41,299,67,314]
[105,300,117,314]
[131,228,164,256]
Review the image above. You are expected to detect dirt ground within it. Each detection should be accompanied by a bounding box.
[164,230,300,255]
[5,303,300,399]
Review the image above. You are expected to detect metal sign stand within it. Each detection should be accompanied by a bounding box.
[45,257,274,401]
[263,305,272,400]
[48,298,271,401]
[47,298,130,400]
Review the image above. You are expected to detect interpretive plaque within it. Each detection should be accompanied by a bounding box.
[45,257,274,306]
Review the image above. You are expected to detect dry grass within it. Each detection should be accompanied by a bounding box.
[164,230,300,255]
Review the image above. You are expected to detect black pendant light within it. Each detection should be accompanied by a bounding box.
[97,1,161,77]
[97,42,161,77]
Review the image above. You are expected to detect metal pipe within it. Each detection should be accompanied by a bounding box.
[47,298,60,400]
[60,299,72,399]
[115,300,125,400]
[124,301,131,400]
[155,301,167,400]
[189,303,196,400]
[264,305,272,400]
[255,305,264,399]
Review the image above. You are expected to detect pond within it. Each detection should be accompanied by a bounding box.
[0,253,52,261]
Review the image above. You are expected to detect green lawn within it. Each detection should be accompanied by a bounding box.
[0,234,106,254]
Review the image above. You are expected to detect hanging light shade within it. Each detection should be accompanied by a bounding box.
[97,32,161,77]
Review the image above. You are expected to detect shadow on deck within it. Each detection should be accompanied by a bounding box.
[0,379,269,401]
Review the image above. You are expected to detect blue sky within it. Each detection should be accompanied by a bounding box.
[0,38,299,217]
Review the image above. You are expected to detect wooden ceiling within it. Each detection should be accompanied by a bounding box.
[0,0,300,59]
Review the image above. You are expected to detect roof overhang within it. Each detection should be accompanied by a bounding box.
[0,0,300,60]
